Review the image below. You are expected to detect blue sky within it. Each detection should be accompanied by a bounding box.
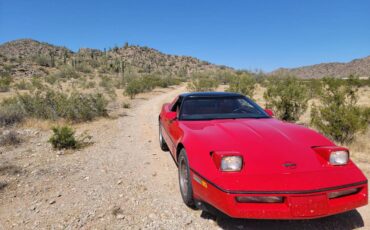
[1,0,370,71]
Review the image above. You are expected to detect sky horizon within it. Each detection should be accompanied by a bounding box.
[1,0,370,72]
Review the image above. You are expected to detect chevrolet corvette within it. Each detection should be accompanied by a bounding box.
[158,92,368,219]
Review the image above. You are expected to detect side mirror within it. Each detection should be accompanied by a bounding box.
[264,109,274,117]
[166,111,177,121]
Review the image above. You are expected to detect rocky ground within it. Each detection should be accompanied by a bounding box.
[0,85,369,229]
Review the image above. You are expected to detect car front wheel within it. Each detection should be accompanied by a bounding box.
[178,148,195,208]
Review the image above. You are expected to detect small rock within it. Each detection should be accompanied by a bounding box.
[149,213,156,219]
[49,200,56,205]
[116,214,125,220]
[152,173,157,177]
[37,143,41,146]
[117,180,122,185]
[185,216,192,225]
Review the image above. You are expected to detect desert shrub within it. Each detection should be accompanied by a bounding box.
[99,75,116,100]
[0,130,22,146]
[125,79,143,99]
[14,79,31,90]
[53,66,80,79]
[122,102,131,108]
[75,63,92,73]
[49,126,77,149]
[34,55,51,67]
[30,76,47,90]
[124,75,182,99]
[99,75,114,89]
[86,81,96,89]
[0,104,25,126]
[1,90,108,122]
[45,74,58,85]
[187,74,219,92]
[0,75,12,92]
[310,77,368,144]
[226,73,256,98]
[48,126,92,149]
[305,78,323,98]
[264,76,309,122]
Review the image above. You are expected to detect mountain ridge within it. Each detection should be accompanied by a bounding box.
[0,39,231,78]
[271,55,370,79]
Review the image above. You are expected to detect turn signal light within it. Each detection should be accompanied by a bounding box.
[328,188,359,199]
[235,196,284,203]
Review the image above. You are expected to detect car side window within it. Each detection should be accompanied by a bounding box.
[171,97,182,112]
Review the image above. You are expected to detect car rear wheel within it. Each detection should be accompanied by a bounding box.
[178,149,195,208]
[159,122,169,151]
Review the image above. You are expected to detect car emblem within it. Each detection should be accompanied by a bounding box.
[283,162,297,169]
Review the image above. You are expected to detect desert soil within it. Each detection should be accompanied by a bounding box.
[0,85,369,230]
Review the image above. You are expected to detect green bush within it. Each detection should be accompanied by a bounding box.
[310,77,368,144]
[124,75,182,99]
[125,79,143,99]
[263,76,309,122]
[226,73,255,98]
[34,55,51,67]
[75,63,92,73]
[305,78,323,98]
[187,74,219,92]
[48,126,92,149]
[1,90,108,122]
[31,76,45,90]
[0,75,12,92]
[14,79,32,90]
[53,66,80,79]
[0,104,25,126]
[49,126,77,149]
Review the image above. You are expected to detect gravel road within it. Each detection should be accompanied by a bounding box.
[0,85,368,229]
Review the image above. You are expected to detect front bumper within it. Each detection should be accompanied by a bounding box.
[191,172,368,219]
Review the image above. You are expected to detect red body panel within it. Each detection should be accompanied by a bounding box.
[159,97,368,219]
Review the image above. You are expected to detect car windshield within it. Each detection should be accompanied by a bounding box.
[180,96,270,120]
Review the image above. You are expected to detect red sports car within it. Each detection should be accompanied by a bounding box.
[158,92,368,219]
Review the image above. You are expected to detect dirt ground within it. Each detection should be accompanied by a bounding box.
[0,85,369,229]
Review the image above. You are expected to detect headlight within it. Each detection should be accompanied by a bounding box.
[329,150,349,165]
[221,156,242,171]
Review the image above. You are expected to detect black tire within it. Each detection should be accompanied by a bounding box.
[178,148,195,208]
[159,122,169,151]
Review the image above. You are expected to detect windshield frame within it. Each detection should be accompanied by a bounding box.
[178,95,270,121]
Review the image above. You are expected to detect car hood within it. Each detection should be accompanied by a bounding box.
[181,118,334,174]
[180,118,366,191]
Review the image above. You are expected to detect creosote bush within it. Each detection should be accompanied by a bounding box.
[226,73,256,98]
[0,104,25,127]
[48,126,92,149]
[1,89,108,123]
[49,126,77,149]
[310,77,368,144]
[0,75,12,92]
[125,75,182,99]
[263,76,309,122]
[187,73,219,92]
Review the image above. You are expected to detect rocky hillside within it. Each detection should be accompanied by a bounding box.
[271,56,370,79]
[0,39,230,78]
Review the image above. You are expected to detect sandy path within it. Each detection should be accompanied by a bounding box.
[0,85,369,229]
